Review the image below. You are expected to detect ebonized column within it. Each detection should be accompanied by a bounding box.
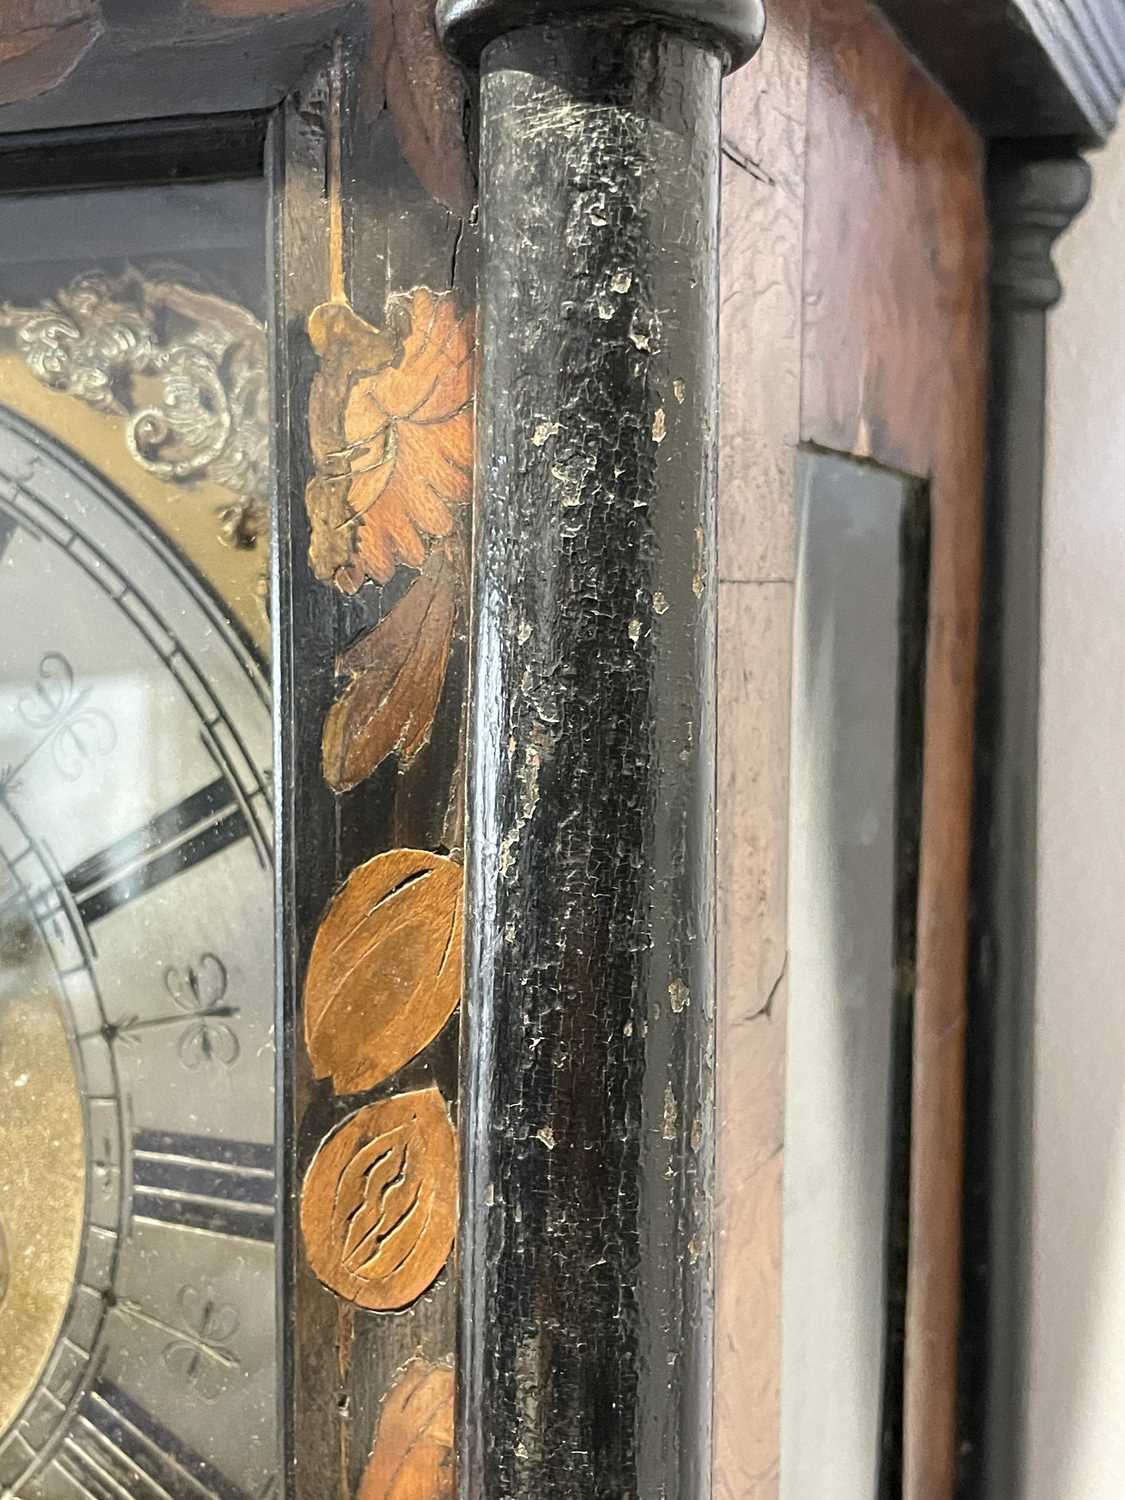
[436,4,763,1497]
[962,146,1091,1500]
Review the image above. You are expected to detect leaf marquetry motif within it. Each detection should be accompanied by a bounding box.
[357,1358,455,1500]
[322,553,456,792]
[306,287,475,594]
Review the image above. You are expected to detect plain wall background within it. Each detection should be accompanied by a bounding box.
[1028,123,1125,1498]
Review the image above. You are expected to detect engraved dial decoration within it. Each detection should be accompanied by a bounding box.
[0,403,276,1498]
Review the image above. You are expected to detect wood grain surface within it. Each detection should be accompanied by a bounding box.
[717,1,987,1495]
[715,4,808,1495]
[802,5,987,1496]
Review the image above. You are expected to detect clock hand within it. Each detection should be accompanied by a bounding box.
[77,1004,240,1046]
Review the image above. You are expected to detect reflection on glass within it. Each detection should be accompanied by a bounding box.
[0,179,275,1499]
[781,450,926,1496]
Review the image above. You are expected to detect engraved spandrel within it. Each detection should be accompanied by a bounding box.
[0,271,269,553]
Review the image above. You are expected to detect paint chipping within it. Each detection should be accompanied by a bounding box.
[532,420,561,446]
[598,299,616,321]
[518,621,532,645]
[663,1084,678,1141]
[653,591,669,616]
[652,408,667,444]
[610,270,633,294]
[669,978,689,1012]
[673,379,686,404]
[628,618,642,646]
[536,1127,556,1151]
[551,456,593,508]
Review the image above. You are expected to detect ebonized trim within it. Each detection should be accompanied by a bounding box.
[873,0,1125,143]
[0,0,1116,148]
[436,0,765,72]
[0,111,268,194]
[0,4,351,138]
[459,22,721,1500]
[960,144,1092,1500]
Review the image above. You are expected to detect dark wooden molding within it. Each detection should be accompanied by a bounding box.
[960,145,1091,1500]
[436,0,766,72]
[0,2,353,134]
[448,14,731,1499]
[0,111,268,193]
[0,0,1119,147]
[873,0,1125,144]
[988,147,1095,306]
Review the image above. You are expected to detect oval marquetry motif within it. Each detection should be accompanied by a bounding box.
[357,1358,455,1500]
[304,848,463,1095]
[301,1089,457,1311]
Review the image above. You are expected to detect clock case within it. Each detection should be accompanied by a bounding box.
[0,4,1122,1500]
[0,21,476,1499]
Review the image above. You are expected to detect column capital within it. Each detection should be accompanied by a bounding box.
[989,149,1092,310]
[436,0,766,74]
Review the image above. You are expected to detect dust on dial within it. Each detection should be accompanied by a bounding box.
[0,404,277,1500]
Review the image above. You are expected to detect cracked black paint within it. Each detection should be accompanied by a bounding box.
[459,21,722,1500]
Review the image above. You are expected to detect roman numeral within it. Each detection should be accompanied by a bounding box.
[58,1377,256,1500]
[65,776,248,927]
[0,506,17,561]
[132,1129,274,1244]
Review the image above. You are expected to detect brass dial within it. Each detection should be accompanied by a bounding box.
[0,902,85,1433]
[0,264,276,1497]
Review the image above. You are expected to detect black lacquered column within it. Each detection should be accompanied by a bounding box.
[962,147,1091,1500]
[436,4,763,1498]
